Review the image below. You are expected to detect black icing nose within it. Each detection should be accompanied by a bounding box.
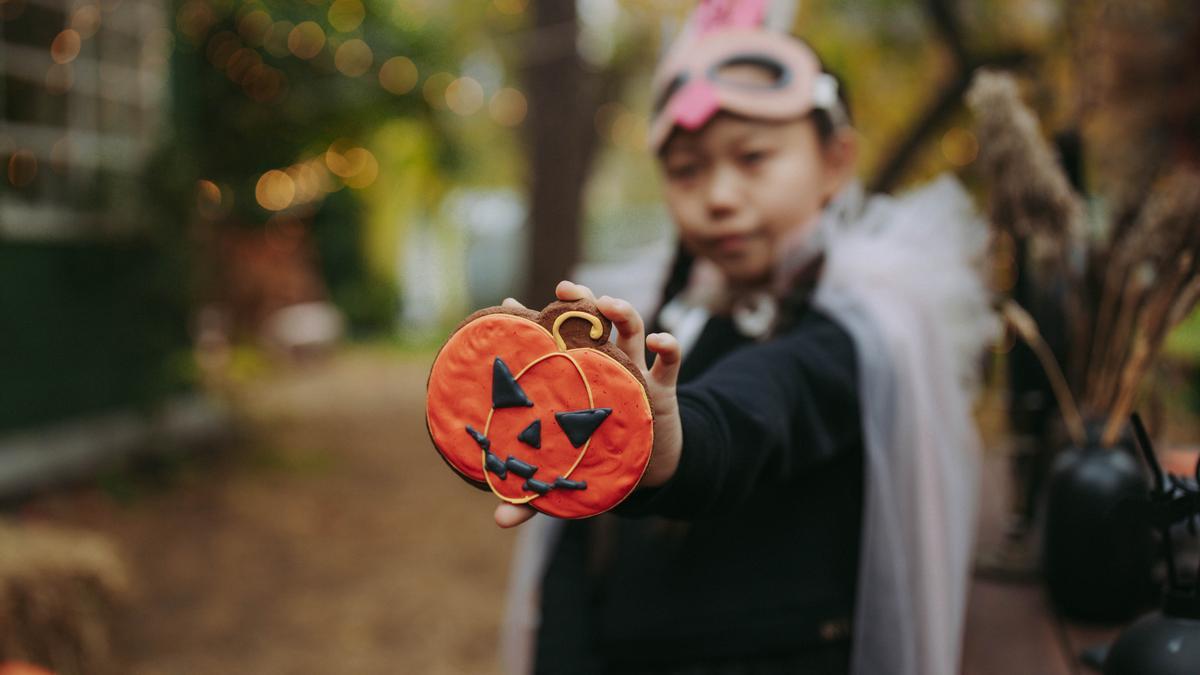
[517,419,541,448]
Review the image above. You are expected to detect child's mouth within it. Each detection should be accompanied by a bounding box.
[711,233,755,254]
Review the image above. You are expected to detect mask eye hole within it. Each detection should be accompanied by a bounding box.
[709,54,790,90]
[654,72,690,114]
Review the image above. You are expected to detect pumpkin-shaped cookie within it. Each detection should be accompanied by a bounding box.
[426,300,655,519]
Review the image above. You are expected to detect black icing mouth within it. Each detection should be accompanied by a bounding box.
[465,424,590,495]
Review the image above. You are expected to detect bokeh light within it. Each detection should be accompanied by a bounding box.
[7,149,37,187]
[225,47,262,84]
[422,72,454,110]
[264,20,294,58]
[334,39,373,77]
[50,29,82,64]
[342,148,379,189]
[288,21,325,60]
[323,142,378,189]
[941,127,979,167]
[176,0,214,45]
[237,9,272,47]
[489,87,528,127]
[195,179,224,219]
[379,56,418,95]
[287,162,323,204]
[243,64,287,103]
[70,4,101,39]
[328,0,365,33]
[206,31,240,69]
[255,170,296,211]
[445,76,484,116]
[324,140,356,178]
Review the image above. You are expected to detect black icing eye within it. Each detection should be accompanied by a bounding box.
[517,419,541,449]
[492,357,533,408]
[555,408,612,448]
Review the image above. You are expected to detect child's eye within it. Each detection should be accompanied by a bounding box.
[739,150,768,166]
[666,162,700,181]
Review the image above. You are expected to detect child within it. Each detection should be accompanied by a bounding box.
[493,2,995,673]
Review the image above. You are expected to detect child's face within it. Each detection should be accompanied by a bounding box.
[659,113,849,285]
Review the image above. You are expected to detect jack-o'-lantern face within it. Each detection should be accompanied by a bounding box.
[426,301,655,519]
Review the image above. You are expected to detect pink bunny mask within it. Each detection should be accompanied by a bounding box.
[648,0,842,152]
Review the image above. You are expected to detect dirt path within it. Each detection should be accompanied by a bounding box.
[24,349,513,675]
[17,347,1161,674]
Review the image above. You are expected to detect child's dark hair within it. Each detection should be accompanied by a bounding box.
[810,69,851,146]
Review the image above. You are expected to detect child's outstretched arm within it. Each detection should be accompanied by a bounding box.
[493,280,684,528]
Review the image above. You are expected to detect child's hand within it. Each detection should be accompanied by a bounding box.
[493,280,684,528]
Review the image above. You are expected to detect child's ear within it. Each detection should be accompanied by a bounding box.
[817,128,859,204]
[823,128,860,186]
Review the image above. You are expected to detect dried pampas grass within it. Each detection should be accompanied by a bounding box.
[1092,170,1200,444]
[967,70,1085,277]
[0,521,128,675]
[970,69,1200,448]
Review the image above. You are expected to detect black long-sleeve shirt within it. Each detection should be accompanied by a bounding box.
[535,306,864,675]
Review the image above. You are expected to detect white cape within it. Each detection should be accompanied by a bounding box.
[815,177,996,675]
[500,177,997,675]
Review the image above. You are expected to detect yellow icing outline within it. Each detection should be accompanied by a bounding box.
[551,311,604,351]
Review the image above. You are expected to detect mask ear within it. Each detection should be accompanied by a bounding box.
[762,0,799,33]
[687,0,768,37]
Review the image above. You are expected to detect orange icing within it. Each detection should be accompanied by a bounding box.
[426,311,655,517]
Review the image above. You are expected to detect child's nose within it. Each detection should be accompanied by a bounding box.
[705,164,741,218]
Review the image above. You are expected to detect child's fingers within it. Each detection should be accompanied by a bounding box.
[501,297,526,310]
[595,296,646,369]
[555,280,596,303]
[646,332,682,389]
[494,503,537,528]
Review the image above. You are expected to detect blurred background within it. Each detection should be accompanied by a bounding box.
[1,0,1199,673]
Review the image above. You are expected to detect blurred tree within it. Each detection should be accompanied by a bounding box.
[163,0,458,336]
[520,0,652,301]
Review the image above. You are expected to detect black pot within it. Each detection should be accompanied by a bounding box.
[1042,444,1154,621]
[1104,592,1200,674]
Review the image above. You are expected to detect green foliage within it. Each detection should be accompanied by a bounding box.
[163,0,466,336]
[1166,308,1200,361]
[171,0,456,217]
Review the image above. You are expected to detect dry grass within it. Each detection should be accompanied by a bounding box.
[0,521,127,675]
